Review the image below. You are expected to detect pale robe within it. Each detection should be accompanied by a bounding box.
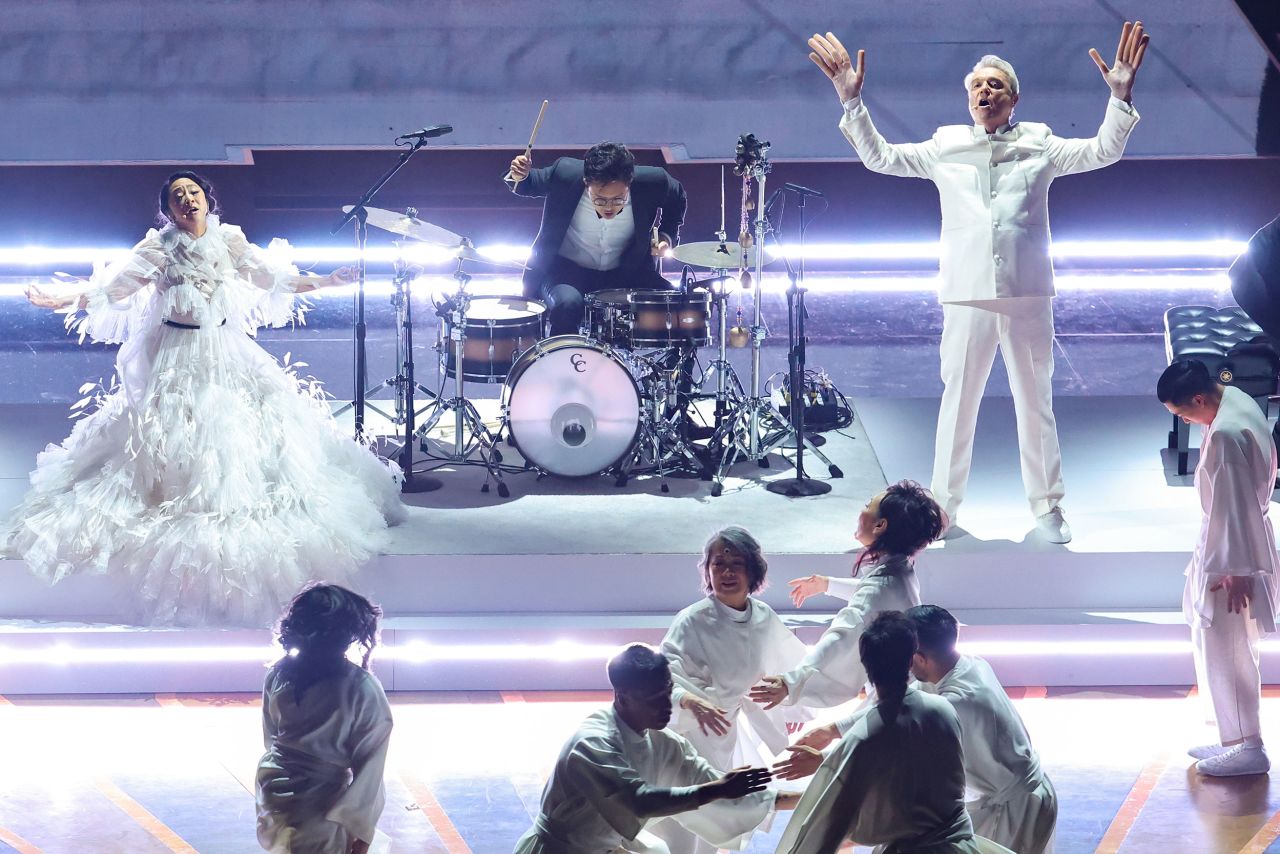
[925,656,1057,854]
[777,687,1013,854]
[1185,384,1280,633]
[782,555,921,707]
[256,660,393,854]
[514,707,775,854]
[655,596,809,854]
[663,595,813,769]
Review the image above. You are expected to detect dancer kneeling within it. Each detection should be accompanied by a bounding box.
[515,643,798,853]
[7,171,405,627]
[773,612,1013,854]
[653,527,813,853]
[794,605,1057,853]
[751,480,944,711]
[256,584,393,854]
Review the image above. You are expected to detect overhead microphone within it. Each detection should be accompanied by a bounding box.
[783,182,825,198]
[395,124,453,142]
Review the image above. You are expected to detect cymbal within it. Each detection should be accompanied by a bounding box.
[669,241,762,269]
[346,205,464,246]
[455,244,528,271]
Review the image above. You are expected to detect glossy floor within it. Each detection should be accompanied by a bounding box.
[3,687,1280,853]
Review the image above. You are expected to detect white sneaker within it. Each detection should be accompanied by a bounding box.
[1196,744,1270,777]
[1036,507,1072,544]
[1188,743,1233,760]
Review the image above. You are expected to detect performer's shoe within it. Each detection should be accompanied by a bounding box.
[1188,742,1233,760]
[1196,744,1270,777]
[1035,507,1072,544]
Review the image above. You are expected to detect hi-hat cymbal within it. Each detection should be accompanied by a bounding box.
[346,205,464,246]
[669,241,762,269]
[454,244,528,271]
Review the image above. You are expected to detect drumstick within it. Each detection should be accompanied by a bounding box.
[505,100,550,183]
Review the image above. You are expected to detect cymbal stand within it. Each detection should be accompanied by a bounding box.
[414,254,508,496]
[333,233,442,492]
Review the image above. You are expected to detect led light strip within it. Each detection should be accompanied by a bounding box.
[2,637,1277,665]
[0,239,1249,268]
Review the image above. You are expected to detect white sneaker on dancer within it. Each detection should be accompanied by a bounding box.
[1035,507,1072,544]
[1187,743,1233,760]
[1196,744,1270,777]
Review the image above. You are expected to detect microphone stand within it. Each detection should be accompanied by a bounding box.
[332,135,442,493]
[767,188,837,496]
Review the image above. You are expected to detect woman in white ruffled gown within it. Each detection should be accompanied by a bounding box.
[6,171,405,627]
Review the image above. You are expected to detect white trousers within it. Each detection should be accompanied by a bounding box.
[932,298,1065,519]
[1189,584,1263,743]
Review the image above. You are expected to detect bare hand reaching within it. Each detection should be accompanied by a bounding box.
[1089,20,1149,103]
[794,723,840,752]
[26,284,79,310]
[788,574,830,607]
[1210,574,1254,614]
[773,745,825,781]
[682,695,733,736]
[708,766,773,802]
[808,33,865,103]
[749,676,789,710]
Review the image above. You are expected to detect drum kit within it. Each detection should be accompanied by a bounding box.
[340,135,842,498]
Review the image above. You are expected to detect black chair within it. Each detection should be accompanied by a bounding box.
[1163,306,1279,475]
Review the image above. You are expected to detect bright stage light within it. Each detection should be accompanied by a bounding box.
[0,239,1250,270]
[4,637,1280,666]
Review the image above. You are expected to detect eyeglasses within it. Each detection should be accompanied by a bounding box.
[590,194,629,210]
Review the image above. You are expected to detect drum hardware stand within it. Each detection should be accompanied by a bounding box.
[766,187,841,497]
[333,235,443,493]
[332,136,444,493]
[695,270,746,431]
[616,352,710,490]
[707,135,789,497]
[414,253,509,496]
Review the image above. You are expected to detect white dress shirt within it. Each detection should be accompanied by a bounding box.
[558,189,636,271]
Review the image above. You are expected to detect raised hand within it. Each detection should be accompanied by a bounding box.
[26,284,77,310]
[509,153,532,182]
[773,745,824,781]
[682,695,733,736]
[327,266,358,287]
[1089,20,1149,103]
[788,574,830,607]
[713,766,773,800]
[808,33,865,103]
[749,676,789,710]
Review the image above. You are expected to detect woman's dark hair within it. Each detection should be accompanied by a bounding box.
[156,170,220,226]
[1156,358,1217,406]
[855,479,947,572]
[905,604,959,659]
[583,142,636,186]
[699,526,768,595]
[274,582,382,703]
[859,611,917,694]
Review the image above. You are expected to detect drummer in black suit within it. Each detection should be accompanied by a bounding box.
[506,142,687,336]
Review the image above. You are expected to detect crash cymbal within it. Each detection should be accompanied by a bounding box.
[669,241,762,269]
[346,205,464,246]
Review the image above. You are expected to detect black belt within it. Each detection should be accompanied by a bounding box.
[163,318,227,329]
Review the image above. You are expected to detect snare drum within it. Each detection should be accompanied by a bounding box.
[583,289,634,347]
[440,296,546,383]
[503,335,641,477]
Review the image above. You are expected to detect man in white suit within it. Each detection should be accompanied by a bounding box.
[808,23,1150,543]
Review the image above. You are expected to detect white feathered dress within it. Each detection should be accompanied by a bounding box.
[3,216,405,627]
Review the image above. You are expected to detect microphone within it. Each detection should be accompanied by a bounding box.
[783,182,824,198]
[396,125,453,142]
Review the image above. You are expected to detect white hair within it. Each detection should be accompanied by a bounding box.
[963,54,1020,96]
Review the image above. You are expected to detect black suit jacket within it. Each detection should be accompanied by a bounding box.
[508,157,686,297]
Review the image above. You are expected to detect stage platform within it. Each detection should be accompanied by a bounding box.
[3,388,1273,695]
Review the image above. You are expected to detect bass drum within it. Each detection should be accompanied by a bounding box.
[504,335,641,477]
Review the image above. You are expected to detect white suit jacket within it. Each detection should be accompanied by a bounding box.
[839,96,1139,302]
